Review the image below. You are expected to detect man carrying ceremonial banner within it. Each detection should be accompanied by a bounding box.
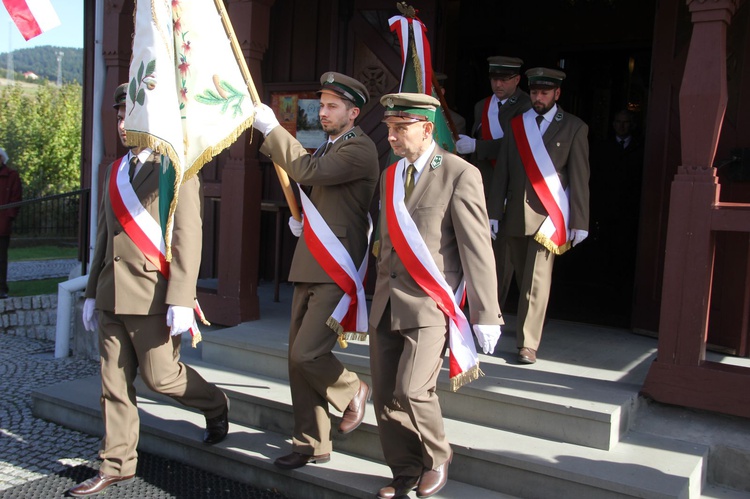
[369,92,502,499]
[252,71,379,471]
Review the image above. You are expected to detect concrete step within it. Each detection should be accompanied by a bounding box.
[202,323,639,451]
[31,375,514,499]
[32,363,708,499]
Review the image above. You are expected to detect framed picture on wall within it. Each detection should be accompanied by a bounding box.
[267,84,326,152]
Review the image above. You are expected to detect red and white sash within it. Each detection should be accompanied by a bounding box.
[389,15,432,94]
[108,155,206,345]
[299,186,371,344]
[384,160,481,391]
[511,111,572,255]
[480,96,503,141]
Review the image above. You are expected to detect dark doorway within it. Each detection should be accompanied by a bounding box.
[449,0,656,328]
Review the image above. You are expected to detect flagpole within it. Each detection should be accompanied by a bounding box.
[213,0,302,222]
[432,73,460,142]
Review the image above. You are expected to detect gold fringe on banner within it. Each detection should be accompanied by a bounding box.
[449,364,484,392]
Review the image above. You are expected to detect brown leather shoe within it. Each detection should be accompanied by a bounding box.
[377,475,420,499]
[273,451,331,470]
[338,380,370,434]
[416,452,452,498]
[203,397,229,444]
[518,347,537,364]
[67,472,135,497]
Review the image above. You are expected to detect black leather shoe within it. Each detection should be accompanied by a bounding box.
[377,475,420,499]
[203,397,229,444]
[68,472,135,496]
[338,380,370,434]
[274,451,331,470]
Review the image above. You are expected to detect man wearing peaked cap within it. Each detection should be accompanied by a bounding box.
[487,67,590,365]
[69,83,229,496]
[457,56,532,321]
[369,92,502,499]
[252,72,379,470]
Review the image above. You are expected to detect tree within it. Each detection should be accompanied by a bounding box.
[0,84,82,198]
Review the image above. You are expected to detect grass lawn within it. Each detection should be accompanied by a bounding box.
[8,245,78,262]
[9,277,66,297]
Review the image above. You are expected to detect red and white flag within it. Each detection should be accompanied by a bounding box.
[2,0,61,41]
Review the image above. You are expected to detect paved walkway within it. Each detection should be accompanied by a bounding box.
[0,258,289,497]
[7,258,79,282]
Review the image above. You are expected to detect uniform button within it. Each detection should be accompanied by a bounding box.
[114,256,121,262]
[390,272,397,278]
[114,230,121,235]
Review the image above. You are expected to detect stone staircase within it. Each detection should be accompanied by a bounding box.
[30,287,750,498]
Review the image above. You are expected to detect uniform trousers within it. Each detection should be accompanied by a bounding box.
[493,232,514,308]
[370,305,452,477]
[288,282,360,455]
[98,311,227,476]
[506,233,556,350]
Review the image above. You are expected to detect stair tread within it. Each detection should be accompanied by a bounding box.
[32,375,514,499]
[34,364,706,497]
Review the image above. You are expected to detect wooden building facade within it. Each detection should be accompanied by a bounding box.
[82,0,750,417]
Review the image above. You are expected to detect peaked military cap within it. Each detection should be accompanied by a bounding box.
[526,67,566,89]
[112,83,128,109]
[380,92,441,122]
[318,72,369,108]
[487,56,523,77]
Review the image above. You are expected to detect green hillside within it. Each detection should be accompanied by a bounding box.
[0,46,83,85]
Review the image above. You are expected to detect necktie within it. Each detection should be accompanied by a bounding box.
[404,164,416,201]
[316,141,332,158]
[128,156,138,183]
[536,114,544,130]
[620,138,627,149]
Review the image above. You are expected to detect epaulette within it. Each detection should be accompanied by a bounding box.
[342,131,357,141]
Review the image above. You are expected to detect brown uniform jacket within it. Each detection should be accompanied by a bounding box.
[260,126,379,283]
[85,154,202,314]
[471,88,532,164]
[488,107,590,235]
[369,145,503,330]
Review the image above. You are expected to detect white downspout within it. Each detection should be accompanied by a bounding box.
[55,0,105,358]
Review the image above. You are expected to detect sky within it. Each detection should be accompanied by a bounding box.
[0,1,83,54]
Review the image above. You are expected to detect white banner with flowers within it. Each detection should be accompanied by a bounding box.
[124,0,255,258]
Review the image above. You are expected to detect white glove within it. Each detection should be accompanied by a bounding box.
[570,229,589,247]
[455,134,476,155]
[253,103,280,137]
[489,219,499,240]
[473,324,501,355]
[288,215,304,237]
[82,298,98,332]
[166,305,194,337]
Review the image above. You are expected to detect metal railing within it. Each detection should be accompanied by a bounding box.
[0,189,90,274]
[0,189,87,238]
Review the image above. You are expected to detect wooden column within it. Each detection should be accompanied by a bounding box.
[641,0,750,418]
[197,0,275,325]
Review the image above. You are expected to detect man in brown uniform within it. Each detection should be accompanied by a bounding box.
[370,93,502,498]
[488,68,590,364]
[457,56,532,309]
[69,84,228,497]
[252,72,379,470]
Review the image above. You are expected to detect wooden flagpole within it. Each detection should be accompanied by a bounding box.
[213,0,302,222]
